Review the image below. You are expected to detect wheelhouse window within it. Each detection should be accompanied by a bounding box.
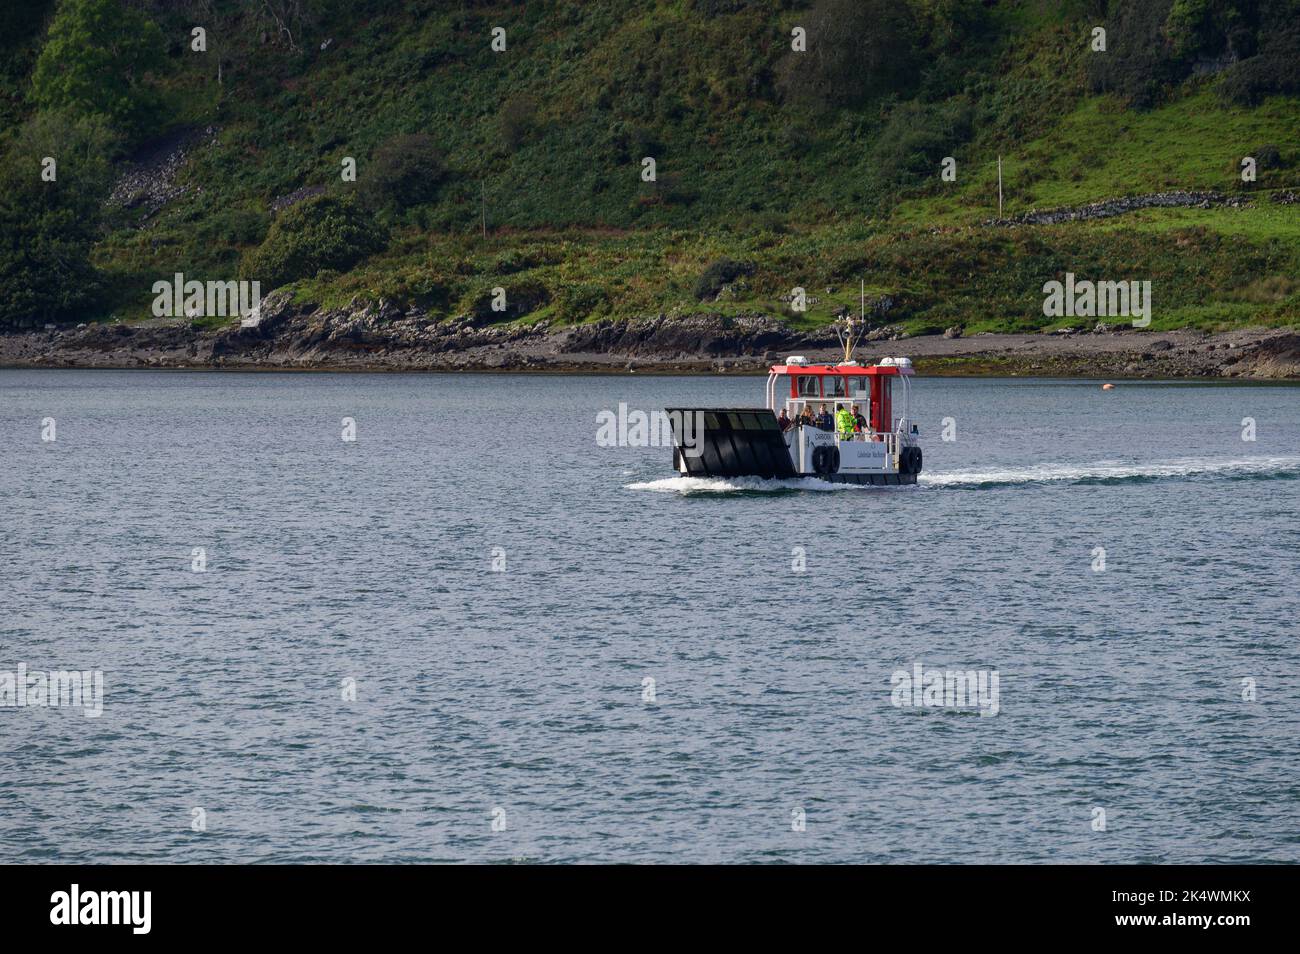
[825,376,846,398]
[796,376,819,397]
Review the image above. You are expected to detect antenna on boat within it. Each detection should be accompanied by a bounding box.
[835,279,866,364]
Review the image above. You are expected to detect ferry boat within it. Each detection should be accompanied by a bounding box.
[668,312,922,485]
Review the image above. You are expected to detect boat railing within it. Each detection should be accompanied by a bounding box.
[835,429,894,448]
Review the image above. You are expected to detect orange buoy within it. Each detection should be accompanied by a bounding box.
[1101,383,1115,390]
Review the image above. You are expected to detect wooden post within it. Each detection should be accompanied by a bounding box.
[997,156,1003,219]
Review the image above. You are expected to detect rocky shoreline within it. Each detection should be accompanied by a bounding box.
[2,293,1297,379]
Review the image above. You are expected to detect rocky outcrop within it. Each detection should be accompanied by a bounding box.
[555,312,832,357]
[107,126,219,226]
[187,294,838,370]
[268,185,327,213]
[2,294,1295,379]
[1227,333,1300,379]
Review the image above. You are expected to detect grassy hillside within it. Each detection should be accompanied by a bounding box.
[3,0,1299,334]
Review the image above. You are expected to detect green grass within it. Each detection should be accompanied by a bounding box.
[894,90,1300,228]
[43,1,1300,338]
[96,203,1291,335]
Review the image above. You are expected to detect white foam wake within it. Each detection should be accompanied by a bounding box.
[625,475,879,494]
[918,456,1300,488]
[625,457,1300,494]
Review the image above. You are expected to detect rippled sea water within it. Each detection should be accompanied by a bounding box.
[2,369,1298,863]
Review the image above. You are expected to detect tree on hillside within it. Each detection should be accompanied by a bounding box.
[911,0,994,55]
[1091,0,1300,107]
[1214,0,1300,104]
[1087,0,1183,108]
[1165,0,1257,61]
[241,195,388,289]
[258,0,320,52]
[358,134,449,215]
[30,0,165,138]
[775,0,919,109]
[0,0,56,129]
[0,112,119,329]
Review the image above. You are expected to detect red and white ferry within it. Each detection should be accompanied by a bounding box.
[668,306,922,484]
[668,354,921,485]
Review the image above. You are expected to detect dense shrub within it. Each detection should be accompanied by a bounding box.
[736,210,789,235]
[633,170,697,213]
[913,0,996,54]
[774,0,918,109]
[1167,0,1246,59]
[241,196,388,289]
[494,246,562,274]
[1090,0,1299,109]
[1250,144,1284,169]
[1217,24,1300,105]
[910,0,998,100]
[553,283,609,322]
[871,99,974,187]
[608,122,662,164]
[498,95,539,151]
[689,0,750,13]
[195,204,270,250]
[357,134,448,213]
[1087,0,1181,108]
[467,278,550,323]
[693,258,755,301]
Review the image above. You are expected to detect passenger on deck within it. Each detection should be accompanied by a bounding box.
[836,405,856,440]
[852,404,868,433]
[777,409,792,431]
[816,404,833,431]
[797,407,814,428]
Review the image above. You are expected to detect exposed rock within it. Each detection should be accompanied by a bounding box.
[108,126,219,226]
[1242,334,1300,378]
[555,312,832,357]
[2,295,1296,380]
[268,185,327,213]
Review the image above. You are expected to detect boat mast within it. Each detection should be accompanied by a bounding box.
[836,279,865,364]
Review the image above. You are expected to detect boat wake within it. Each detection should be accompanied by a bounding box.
[921,456,1300,489]
[627,457,1300,494]
[625,475,875,494]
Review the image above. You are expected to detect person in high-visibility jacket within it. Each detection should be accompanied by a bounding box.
[835,405,856,440]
